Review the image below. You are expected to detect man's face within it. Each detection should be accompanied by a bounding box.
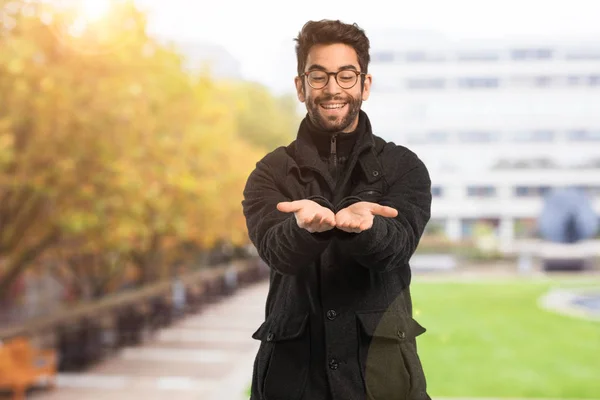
[295,43,372,133]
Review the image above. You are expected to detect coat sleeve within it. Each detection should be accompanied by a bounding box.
[335,150,432,272]
[242,157,334,276]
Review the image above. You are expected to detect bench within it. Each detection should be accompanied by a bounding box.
[0,337,57,399]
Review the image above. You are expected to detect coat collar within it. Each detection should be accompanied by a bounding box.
[288,110,383,184]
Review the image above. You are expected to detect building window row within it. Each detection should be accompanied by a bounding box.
[430,185,600,199]
[467,186,497,198]
[493,157,600,170]
[372,48,600,64]
[403,75,600,90]
[406,129,600,144]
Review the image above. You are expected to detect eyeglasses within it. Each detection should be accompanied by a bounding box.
[302,70,365,90]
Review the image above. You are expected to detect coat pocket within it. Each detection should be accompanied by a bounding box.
[356,310,428,400]
[354,188,383,204]
[251,312,310,400]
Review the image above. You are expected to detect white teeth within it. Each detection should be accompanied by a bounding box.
[321,103,346,109]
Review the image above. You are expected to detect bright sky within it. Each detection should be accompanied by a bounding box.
[128,0,600,91]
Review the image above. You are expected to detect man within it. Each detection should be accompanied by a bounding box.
[242,19,432,400]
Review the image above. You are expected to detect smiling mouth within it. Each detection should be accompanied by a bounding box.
[320,103,347,110]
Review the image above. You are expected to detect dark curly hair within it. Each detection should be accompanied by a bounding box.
[294,19,371,77]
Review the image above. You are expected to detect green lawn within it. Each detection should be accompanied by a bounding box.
[411,277,600,398]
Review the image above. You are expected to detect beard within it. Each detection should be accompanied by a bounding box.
[305,91,362,133]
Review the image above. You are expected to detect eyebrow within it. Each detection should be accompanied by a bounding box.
[307,64,359,72]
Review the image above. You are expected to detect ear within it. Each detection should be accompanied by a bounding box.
[361,73,372,101]
[294,76,306,103]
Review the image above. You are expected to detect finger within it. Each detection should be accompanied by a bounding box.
[323,216,336,226]
[341,218,359,229]
[305,214,322,231]
[277,201,301,213]
[310,213,322,224]
[309,218,334,232]
[372,205,398,218]
[344,225,362,234]
[302,212,318,226]
[318,214,327,224]
[315,214,336,231]
[319,216,336,228]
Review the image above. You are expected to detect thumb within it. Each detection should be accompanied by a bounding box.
[277,201,301,213]
[372,204,398,218]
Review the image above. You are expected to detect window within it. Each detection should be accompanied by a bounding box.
[569,75,600,87]
[458,77,500,89]
[566,130,600,142]
[512,158,557,169]
[406,131,449,144]
[511,48,554,60]
[431,186,443,197]
[372,52,395,63]
[457,52,500,62]
[467,186,497,198]
[569,186,600,196]
[534,76,553,87]
[589,75,600,86]
[567,75,585,86]
[406,78,446,89]
[511,75,564,88]
[458,131,500,143]
[404,51,446,63]
[512,130,555,142]
[514,186,552,197]
[565,49,600,60]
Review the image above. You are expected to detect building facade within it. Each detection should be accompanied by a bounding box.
[362,32,600,248]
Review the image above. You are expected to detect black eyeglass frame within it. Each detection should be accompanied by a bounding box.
[300,70,366,89]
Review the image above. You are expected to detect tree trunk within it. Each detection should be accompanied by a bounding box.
[131,233,162,284]
[0,228,60,297]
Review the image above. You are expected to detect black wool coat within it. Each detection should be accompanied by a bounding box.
[242,110,433,400]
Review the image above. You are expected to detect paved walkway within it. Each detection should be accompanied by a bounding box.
[24,269,599,400]
[31,281,269,400]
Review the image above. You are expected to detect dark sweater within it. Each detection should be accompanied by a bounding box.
[305,114,365,189]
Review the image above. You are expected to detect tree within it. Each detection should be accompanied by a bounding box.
[221,81,300,152]
[0,0,299,297]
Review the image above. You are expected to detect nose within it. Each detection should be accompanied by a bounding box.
[323,74,342,95]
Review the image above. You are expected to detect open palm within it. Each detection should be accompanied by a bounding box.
[335,201,398,233]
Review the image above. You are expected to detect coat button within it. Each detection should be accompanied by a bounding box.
[397,330,406,340]
[372,170,379,177]
[266,332,274,342]
[329,358,339,370]
[326,310,337,321]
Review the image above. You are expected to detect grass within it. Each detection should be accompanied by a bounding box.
[410,277,600,398]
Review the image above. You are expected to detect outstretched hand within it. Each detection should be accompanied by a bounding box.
[277,199,336,233]
[335,201,398,233]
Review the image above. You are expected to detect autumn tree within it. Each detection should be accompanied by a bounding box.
[0,0,299,297]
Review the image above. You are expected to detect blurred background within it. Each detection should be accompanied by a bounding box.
[0,0,599,399]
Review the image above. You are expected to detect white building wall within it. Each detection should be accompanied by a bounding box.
[362,34,600,246]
